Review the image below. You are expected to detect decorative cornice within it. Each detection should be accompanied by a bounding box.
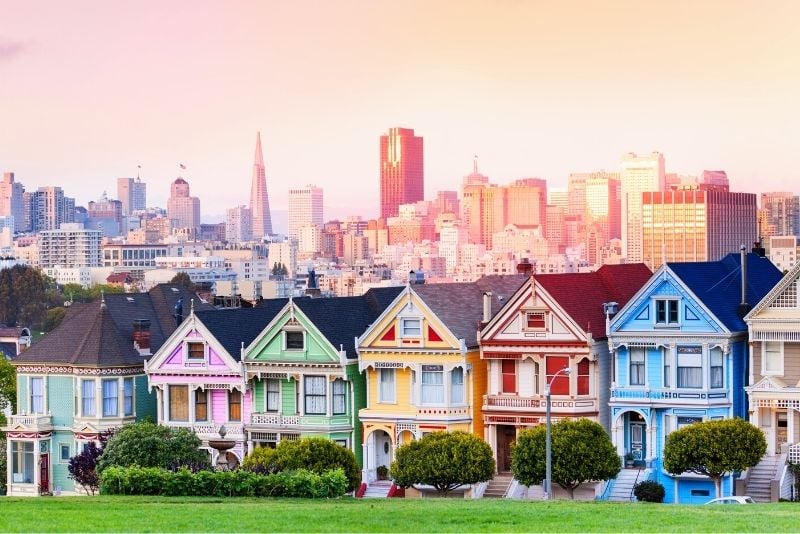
[15,365,144,376]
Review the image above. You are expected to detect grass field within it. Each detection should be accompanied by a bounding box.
[0,496,798,532]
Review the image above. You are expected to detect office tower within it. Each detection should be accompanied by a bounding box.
[27,186,75,232]
[548,188,568,211]
[506,178,547,232]
[545,205,565,254]
[584,172,622,241]
[759,192,800,238]
[226,205,252,243]
[166,177,201,234]
[641,187,757,270]
[250,132,273,238]
[86,192,124,237]
[0,172,25,232]
[380,127,424,219]
[117,177,147,215]
[620,152,666,262]
[435,190,459,215]
[701,170,729,191]
[38,223,102,268]
[439,222,468,274]
[287,185,323,241]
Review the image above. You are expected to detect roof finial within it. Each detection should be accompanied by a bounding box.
[473,154,478,174]
[190,298,195,315]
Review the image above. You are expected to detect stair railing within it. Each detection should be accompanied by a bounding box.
[630,468,642,502]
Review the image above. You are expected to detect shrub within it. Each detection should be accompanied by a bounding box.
[97,421,211,473]
[0,435,6,495]
[99,466,347,498]
[633,480,665,503]
[244,437,360,492]
[390,431,495,495]
[68,441,103,495]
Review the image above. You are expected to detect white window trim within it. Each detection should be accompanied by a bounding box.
[283,330,306,351]
[629,348,646,388]
[184,340,208,365]
[58,442,71,463]
[123,377,136,417]
[653,297,680,327]
[80,378,97,418]
[522,310,548,331]
[378,368,397,404]
[400,318,422,338]
[265,378,281,413]
[762,341,784,376]
[28,375,46,415]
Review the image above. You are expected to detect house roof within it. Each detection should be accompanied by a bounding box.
[534,264,652,338]
[15,284,211,368]
[295,286,403,358]
[194,298,290,361]
[412,275,528,348]
[0,342,19,359]
[667,252,782,332]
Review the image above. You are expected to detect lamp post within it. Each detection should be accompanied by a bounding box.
[545,366,571,500]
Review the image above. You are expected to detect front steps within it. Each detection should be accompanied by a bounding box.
[483,473,513,498]
[607,468,642,502]
[746,455,781,503]
[362,480,393,498]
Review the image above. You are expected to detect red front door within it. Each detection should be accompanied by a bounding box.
[39,453,49,494]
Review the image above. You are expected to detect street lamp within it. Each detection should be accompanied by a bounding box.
[545,366,571,500]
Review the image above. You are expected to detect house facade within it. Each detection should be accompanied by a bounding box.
[3,284,200,495]
[607,252,781,503]
[479,264,651,472]
[356,277,525,483]
[244,289,401,466]
[743,260,800,498]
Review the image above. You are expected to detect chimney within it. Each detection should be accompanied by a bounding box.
[483,292,493,323]
[133,319,151,355]
[516,258,533,275]
[738,245,751,318]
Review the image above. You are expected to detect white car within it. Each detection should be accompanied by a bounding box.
[705,496,756,505]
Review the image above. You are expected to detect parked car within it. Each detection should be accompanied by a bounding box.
[705,496,756,505]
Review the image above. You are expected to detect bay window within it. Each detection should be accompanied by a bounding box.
[577,358,590,395]
[421,365,444,404]
[332,379,346,415]
[11,441,34,484]
[710,348,723,388]
[123,377,134,416]
[629,349,645,386]
[763,341,783,374]
[30,377,44,414]
[677,347,702,388]
[451,367,464,404]
[229,389,242,421]
[304,376,326,415]
[102,379,119,417]
[82,379,96,417]
[169,385,188,421]
[379,368,396,403]
[501,360,516,394]
[266,379,280,412]
[546,356,570,395]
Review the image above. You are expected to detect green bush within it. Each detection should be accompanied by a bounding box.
[633,480,665,503]
[242,438,360,492]
[0,435,6,495]
[97,421,211,473]
[99,466,347,498]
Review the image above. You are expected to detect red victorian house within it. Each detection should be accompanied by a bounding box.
[479,264,651,473]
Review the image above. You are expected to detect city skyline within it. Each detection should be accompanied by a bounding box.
[2,1,799,219]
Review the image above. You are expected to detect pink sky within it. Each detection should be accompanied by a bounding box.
[1,0,799,226]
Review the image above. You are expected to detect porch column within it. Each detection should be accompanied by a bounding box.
[612,414,624,456]
[647,414,657,467]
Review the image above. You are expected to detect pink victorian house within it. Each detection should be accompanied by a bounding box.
[144,300,287,467]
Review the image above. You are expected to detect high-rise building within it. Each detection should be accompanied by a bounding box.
[380,127,424,219]
[26,186,75,232]
[250,132,273,238]
[287,185,323,241]
[584,172,622,242]
[86,192,124,237]
[226,205,252,243]
[641,187,757,270]
[759,192,800,238]
[117,176,147,215]
[38,223,102,268]
[0,172,25,233]
[166,177,201,234]
[506,178,547,233]
[620,152,666,262]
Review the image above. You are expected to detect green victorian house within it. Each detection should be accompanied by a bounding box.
[243,288,401,465]
[3,284,207,495]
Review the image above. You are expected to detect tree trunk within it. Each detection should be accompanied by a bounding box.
[713,476,722,499]
[566,486,575,499]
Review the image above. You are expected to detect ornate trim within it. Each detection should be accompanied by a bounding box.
[15,365,143,376]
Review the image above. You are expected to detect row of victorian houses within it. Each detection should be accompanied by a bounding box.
[5,248,800,503]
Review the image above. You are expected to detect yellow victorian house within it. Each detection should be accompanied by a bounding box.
[356,276,525,484]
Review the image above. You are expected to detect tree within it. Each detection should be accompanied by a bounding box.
[390,431,495,495]
[0,354,16,415]
[0,265,60,328]
[41,307,67,332]
[512,418,620,499]
[271,437,361,492]
[169,271,196,291]
[664,418,766,498]
[0,434,6,495]
[97,421,211,473]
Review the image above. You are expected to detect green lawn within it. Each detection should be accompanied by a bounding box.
[0,496,796,532]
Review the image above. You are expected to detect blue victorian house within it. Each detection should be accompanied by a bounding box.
[606,251,781,504]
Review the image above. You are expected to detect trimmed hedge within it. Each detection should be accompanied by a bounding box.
[633,480,665,503]
[99,466,347,498]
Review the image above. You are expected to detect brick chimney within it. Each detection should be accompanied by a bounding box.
[133,319,151,355]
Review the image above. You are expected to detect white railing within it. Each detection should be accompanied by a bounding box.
[250,414,301,426]
[165,422,244,437]
[788,443,800,465]
[5,414,52,429]
[485,395,541,408]
[610,387,728,404]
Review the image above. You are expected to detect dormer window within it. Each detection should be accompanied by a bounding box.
[525,311,547,330]
[187,342,205,360]
[285,331,305,350]
[401,318,422,338]
[655,299,679,326]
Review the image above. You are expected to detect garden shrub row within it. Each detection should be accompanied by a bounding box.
[99,466,348,498]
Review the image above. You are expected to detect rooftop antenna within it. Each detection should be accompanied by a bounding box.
[473,154,478,174]
[137,164,141,180]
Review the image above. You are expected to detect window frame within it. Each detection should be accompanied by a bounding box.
[501,360,517,394]
[677,346,703,389]
[378,368,396,403]
[629,349,645,386]
[654,298,679,326]
[524,310,547,330]
[29,376,44,415]
[168,384,189,422]
[710,348,724,389]
[401,318,422,338]
[450,367,465,404]
[81,378,96,417]
[123,377,135,416]
[303,375,326,415]
[102,378,119,417]
[265,378,280,413]
[762,341,783,375]
[332,379,347,415]
[285,331,305,351]
[186,341,205,360]
[194,389,208,422]
[420,365,445,405]
[228,389,242,421]
[11,441,35,484]
[59,443,71,463]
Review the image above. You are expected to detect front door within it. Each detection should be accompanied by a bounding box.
[777,411,788,452]
[496,426,516,472]
[375,431,392,473]
[39,453,49,494]
[630,423,645,462]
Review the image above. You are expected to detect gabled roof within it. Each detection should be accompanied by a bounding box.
[15,284,211,368]
[533,264,652,338]
[668,253,782,332]
[194,298,289,361]
[411,275,528,348]
[294,287,403,358]
[745,259,800,320]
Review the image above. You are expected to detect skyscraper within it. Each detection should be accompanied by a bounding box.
[117,176,147,215]
[759,191,800,238]
[167,177,200,234]
[0,172,25,232]
[250,132,273,238]
[620,152,666,262]
[27,186,75,232]
[380,127,424,219]
[226,205,252,243]
[287,185,323,241]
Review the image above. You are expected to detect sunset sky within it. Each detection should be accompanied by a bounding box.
[1,0,799,226]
